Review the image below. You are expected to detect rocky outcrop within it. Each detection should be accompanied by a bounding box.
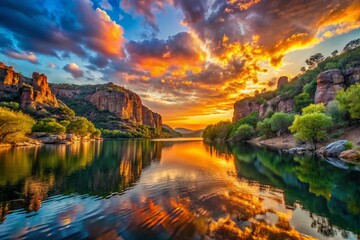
[233,96,294,122]
[233,99,261,122]
[89,86,143,124]
[142,106,162,129]
[52,83,162,130]
[277,76,288,89]
[344,67,360,86]
[258,96,294,119]
[343,38,360,52]
[0,62,58,110]
[314,69,345,105]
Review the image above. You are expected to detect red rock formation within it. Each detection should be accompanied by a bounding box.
[314,69,345,105]
[90,88,143,124]
[0,62,58,109]
[142,106,162,129]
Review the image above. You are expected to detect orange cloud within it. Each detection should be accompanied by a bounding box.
[90,8,125,58]
[3,50,38,64]
[126,32,207,77]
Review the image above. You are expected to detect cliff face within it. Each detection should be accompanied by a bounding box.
[51,83,162,130]
[0,62,58,110]
[233,99,261,122]
[233,77,294,123]
[233,65,360,123]
[314,69,345,105]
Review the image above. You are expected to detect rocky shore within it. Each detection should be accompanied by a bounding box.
[0,133,103,149]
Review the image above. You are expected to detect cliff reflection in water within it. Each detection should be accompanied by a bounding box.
[205,142,360,237]
[0,140,359,239]
[0,140,164,222]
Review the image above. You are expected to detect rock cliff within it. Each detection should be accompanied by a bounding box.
[233,63,360,123]
[51,83,162,130]
[233,77,293,123]
[314,69,345,105]
[0,62,58,110]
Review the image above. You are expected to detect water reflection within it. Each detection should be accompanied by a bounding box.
[207,142,360,238]
[0,139,359,239]
[0,140,165,223]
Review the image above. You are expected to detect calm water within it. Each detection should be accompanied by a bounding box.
[0,139,359,239]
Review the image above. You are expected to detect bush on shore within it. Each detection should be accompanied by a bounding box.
[32,118,66,134]
[0,107,35,143]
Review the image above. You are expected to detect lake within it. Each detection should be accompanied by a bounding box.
[0,139,359,239]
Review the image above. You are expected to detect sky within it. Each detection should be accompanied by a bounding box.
[0,0,359,129]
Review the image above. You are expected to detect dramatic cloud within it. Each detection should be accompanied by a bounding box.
[3,50,38,64]
[0,0,359,128]
[126,32,206,76]
[118,0,360,127]
[63,63,84,78]
[0,0,125,61]
[121,0,172,31]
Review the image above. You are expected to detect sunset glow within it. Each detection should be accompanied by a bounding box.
[0,0,359,129]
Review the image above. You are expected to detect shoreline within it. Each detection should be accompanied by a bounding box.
[0,136,200,149]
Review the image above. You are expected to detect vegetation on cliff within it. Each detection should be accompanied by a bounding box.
[204,40,360,151]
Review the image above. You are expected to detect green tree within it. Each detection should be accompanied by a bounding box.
[305,53,324,69]
[303,80,317,97]
[0,107,35,143]
[302,103,326,114]
[256,118,273,138]
[203,124,215,140]
[294,93,312,113]
[32,118,66,134]
[326,100,348,126]
[324,62,339,70]
[67,117,97,138]
[289,113,332,150]
[270,112,294,135]
[230,124,255,142]
[0,102,19,111]
[336,83,360,120]
[235,111,259,128]
[202,121,233,140]
[92,129,102,138]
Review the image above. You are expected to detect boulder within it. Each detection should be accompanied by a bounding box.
[339,150,360,163]
[315,69,345,105]
[31,132,49,138]
[344,67,360,86]
[323,140,349,157]
[38,134,66,144]
[66,134,78,142]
